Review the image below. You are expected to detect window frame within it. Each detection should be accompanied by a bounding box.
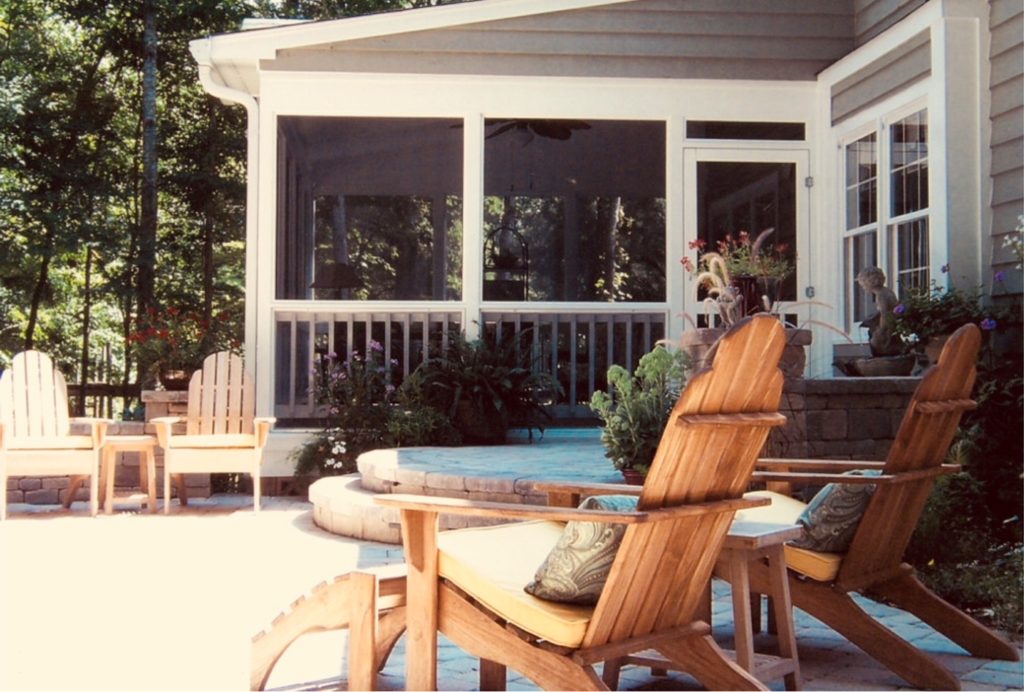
[838,97,932,332]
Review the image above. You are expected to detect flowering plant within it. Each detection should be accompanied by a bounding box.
[129,306,227,371]
[892,270,1008,348]
[682,228,794,325]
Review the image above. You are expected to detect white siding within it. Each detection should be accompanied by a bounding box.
[854,0,927,46]
[269,0,854,81]
[830,30,930,124]
[989,0,1024,282]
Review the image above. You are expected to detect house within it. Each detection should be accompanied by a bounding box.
[190,0,1022,432]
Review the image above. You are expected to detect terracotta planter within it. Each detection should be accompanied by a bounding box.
[158,368,190,391]
[620,468,645,485]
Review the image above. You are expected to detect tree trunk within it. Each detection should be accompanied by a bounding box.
[24,239,52,351]
[137,0,158,324]
[77,246,94,416]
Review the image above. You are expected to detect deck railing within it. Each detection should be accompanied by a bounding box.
[272,306,666,420]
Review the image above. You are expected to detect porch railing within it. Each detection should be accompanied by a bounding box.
[272,306,666,420]
[481,309,667,419]
[273,307,464,419]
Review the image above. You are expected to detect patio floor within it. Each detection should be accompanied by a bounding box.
[1,495,1020,691]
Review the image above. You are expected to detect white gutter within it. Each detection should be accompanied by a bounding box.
[192,42,261,395]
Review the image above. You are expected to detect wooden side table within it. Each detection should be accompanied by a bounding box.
[100,435,158,514]
[715,520,803,690]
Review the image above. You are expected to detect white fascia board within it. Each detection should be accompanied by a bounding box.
[190,0,637,71]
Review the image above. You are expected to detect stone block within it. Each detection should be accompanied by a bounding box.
[467,491,521,504]
[6,477,18,490]
[425,472,466,492]
[463,475,516,494]
[41,477,70,490]
[848,409,892,440]
[7,490,24,504]
[425,487,468,501]
[806,410,847,441]
[18,478,42,491]
[25,488,60,504]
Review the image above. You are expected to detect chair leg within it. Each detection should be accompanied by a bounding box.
[479,658,506,691]
[873,565,1020,662]
[656,634,767,691]
[164,468,171,514]
[1,469,6,520]
[752,564,961,691]
[601,657,623,688]
[253,471,260,512]
[88,469,99,517]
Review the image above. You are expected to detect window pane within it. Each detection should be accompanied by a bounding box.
[276,117,463,300]
[890,110,928,217]
[696,161,798,302]
[483,119,665,302]
[845,133,877,229]
[846,232,878,324]
[893,217,930,296]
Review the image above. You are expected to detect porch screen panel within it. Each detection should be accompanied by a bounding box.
[276,117,463,301]
[482,119,665,302]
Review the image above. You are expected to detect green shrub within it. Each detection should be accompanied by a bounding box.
[590,345,689,476]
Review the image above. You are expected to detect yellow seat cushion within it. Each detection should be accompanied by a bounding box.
[8,436,95,450]
[167,434,255,448]
[437,521,593,648]
[738,490,844,582]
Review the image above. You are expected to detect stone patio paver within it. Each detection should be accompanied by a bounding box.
[1,494,1020,691]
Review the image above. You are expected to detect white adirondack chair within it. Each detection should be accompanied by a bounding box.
[152,352,275,513]
[0,350,109,519]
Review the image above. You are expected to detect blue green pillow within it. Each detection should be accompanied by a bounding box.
[524,495,639,605]
[789,469,882,553]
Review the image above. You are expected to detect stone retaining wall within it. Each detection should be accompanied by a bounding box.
[768,376,921,460]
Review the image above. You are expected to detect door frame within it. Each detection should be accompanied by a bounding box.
[682,146,812,330]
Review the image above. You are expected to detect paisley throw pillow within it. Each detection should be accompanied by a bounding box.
[789,469,883,553]
[524,494,639,605]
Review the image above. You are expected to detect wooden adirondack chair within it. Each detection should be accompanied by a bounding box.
[375,314,790,690]
[746,323,1020,690]
[152,351,275,513]
[0,350,109,519]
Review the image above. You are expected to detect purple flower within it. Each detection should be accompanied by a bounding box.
[893,304,906,315]
[980,318,998,331]
[327,351,338,360]
[369,339,384,353]
[995,271,1006,283]
[941,264,950,273]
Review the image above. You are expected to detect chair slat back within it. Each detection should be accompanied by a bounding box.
[583,315,787,648]
[838,324,981,588]
[0,350,71,439]
[186,352,254,436]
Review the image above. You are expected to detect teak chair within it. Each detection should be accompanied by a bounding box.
[0,350,109,519]
[375,314,789,690]
[152,351,275,513]
[746,323,1020,690]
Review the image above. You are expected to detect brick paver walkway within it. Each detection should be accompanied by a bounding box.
[2,494,1021,691]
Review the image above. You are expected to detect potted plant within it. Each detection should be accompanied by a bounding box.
[413,330,560,444]
[681,229,810,376]
[683,228,793,324]
[129,307,220,389]
[892,279,1006,363]
[590,344,690,482]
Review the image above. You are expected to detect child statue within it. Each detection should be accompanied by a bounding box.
[856,266,904,357]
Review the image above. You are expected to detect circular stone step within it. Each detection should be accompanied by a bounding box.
[310,430,620,543]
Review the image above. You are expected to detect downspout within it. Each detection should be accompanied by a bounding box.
[193,45,262,408]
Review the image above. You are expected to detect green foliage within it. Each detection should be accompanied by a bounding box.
[590,345,690,475]
[905,349,1024,635]
[892,283,1006,348]
[413,329,561,444]
[291,339,460,476]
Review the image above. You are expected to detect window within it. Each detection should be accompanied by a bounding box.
[276,117,463,301]
[842,108,929,328]
[482,119,665,302]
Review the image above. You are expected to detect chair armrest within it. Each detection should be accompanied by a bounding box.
[757,458,886,471]
[254,417,276,448]
[530,481,642,507]
[373,494,767,525]
[753,464,960,486]
[150,416,181,449]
